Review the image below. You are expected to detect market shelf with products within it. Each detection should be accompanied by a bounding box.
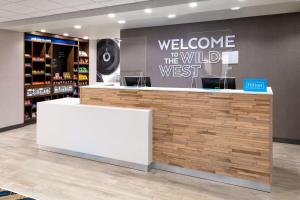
[24,32,89,124]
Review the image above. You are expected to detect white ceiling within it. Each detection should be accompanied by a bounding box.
[0,0,300,39]
[0,0,148,22]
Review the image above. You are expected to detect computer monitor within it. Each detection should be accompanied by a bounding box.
[124,76,151,87]
[202,77,236,89]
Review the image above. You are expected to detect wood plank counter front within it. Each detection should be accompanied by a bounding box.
[80,86,273,192]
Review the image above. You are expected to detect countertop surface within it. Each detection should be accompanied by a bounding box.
[81,85,273,95]
[38,98,152,112]
[40,97,80,105]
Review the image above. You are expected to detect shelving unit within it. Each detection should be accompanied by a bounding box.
[24,32,89,124]
[74,40,89,96]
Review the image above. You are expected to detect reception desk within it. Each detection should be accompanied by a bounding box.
[80,85,273,192]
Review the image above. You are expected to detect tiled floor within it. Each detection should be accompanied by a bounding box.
[0,125,299,200]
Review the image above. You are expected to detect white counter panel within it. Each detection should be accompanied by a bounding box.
[37,98,152,170]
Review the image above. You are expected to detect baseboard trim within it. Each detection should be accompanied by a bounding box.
[39,145,271,192]
[39,145,150,172]
[0,123,24,133]
[274,138,300,145]
[151,162,271,192]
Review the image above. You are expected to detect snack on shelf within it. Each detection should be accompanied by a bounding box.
[32,103,37,110]
[73,89,78,96]
[25,112,31,120]
[32,57,45,62]
[25,54,31,58]
[79,57,89,64]
[25,63,32,67]
[32,82,46,85]
[24,99,32,106]
[26,87,51,97]
[79,74,88,81]
[79,81,89,86]
[53,73,62,80]
[53,85,73,94]
[79,67,88,73]
[79,50,88,57]
[53,80,73,85]
[45,64,51,67]
[63,72,71,79]
[45,54,51,58]
[32,70,45,75]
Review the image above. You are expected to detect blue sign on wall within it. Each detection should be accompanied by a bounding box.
[243,79,268,92]
[25,34,77,46]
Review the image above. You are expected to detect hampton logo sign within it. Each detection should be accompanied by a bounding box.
[157,35,238,78]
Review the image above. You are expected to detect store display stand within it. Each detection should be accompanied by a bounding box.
[24,32,89,124]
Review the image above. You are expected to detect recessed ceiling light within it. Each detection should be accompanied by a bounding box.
[40,29,46,33]
[231,7,241,10]
[108,13,115,18]
[63,33,69,36]
[118,20,126,24]
[168,14,176,19]
[238,0,246,2]
[144,8,152,14]
[83,36,89,40]
[189,2,198,8]
[74,25,82,29]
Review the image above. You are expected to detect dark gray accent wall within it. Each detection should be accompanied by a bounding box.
[120,12,300,141]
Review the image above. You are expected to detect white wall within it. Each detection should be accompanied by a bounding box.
[89,39,97,85]
[0,29,23,129]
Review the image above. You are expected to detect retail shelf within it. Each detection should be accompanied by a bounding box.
[32,73,46,76]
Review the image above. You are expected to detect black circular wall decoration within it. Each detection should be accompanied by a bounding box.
[97,39,120,81]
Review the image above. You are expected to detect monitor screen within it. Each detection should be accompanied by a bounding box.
[202,77,236,89]
[124,76,151,87]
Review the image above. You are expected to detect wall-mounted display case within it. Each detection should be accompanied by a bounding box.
[24,32,89,124]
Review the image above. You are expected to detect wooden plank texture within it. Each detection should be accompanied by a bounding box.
[80,88,273,185]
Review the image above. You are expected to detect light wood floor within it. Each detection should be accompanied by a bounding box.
[0,125,299,200]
